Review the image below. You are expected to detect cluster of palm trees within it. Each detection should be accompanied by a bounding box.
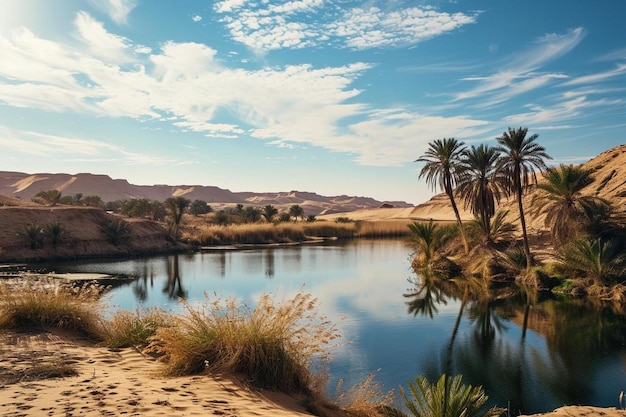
[414,127,626,289]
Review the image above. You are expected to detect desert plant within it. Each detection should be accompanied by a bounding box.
[20,223,44,249]
[0,277,104,337]
[98,307,171,348]
[531,164,607,247]
[33,189,63,206]
[289,205,305,222]
[147,291,340,394]
[263,204,278,222]
[100,218,131,245]
[44,221,64,250]
[400,374,500,417]
[408,220,457,268]
[556,237,626,285]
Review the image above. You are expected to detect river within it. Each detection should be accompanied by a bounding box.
[42,238,626,415]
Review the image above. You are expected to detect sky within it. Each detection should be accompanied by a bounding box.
[0,1,625,205]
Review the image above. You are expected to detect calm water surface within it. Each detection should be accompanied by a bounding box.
[46,239,626,414]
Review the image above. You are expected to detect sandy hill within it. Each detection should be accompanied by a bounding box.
[0,172,411,216]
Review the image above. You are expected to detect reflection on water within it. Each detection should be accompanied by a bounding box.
[44,240,626,414]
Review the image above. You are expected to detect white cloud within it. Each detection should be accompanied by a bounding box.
[89,0,138,25]
[561,63,626,86]
[192,15,202,23]
[215,2,478,52]
[453,28,586,104]
[74,12,132,63]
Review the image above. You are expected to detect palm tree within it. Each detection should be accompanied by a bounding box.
[496,127,551,269]
[34,189,63,206]
[289,204,304,222]
[408,220,457,268]
[401,374,500,417]
[465,210,517,248]
[456,144,505,227]
[531,164,607,247]
[416,138,469,254]
[556,237,626,285]
[263,205,278,223]
[165,196,191,240]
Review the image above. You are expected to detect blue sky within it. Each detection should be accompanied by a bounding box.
[0,0,624,205]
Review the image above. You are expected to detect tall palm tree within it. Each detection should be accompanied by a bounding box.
[165,196,191,240]
[34,189,63,206]
[456,144,504,227]
[416,138,469,254]
[531,164,606,247]
[263,204,278,223]
[288,204,304,222]
[496,127,551,269]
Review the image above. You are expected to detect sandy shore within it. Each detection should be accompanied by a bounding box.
[0,329,315,417]
[1,328,625,417]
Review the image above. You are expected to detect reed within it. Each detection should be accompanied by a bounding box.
[355,220,414,238]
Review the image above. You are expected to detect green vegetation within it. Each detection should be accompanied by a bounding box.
[417,138,469,255]
[413,127,626,299]
[495,127,551,269]
[400,374,501,417]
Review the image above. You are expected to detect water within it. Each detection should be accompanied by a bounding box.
[44,239,626,414]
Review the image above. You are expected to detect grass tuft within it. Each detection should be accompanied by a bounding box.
[97,307,172,348]
[147,291,341,394]
[0,277,105,338]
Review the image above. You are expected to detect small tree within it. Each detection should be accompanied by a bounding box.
[33,190,63,206]
[20,224,44,249]
[263,205,278,223]
[190,200,212,216]
[100,219,130,245]
[165,197,191,240]
[44,221,65,250]
[289,205,304,222]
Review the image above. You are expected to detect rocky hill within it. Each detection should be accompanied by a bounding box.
[0,171,411,216]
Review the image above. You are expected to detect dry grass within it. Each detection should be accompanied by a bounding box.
[0,278,396,416]
[0,277,104,338]
[97,307,172,348]
[146,291,341,394]
[332,374,398,417]
[181,219,416,245]
[355,220,414,238]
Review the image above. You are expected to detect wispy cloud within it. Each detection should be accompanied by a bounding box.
[89,0,138,25]
[453,28,587,105]
[561,63,626,86]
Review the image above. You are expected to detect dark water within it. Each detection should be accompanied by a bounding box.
[43,239,626,414]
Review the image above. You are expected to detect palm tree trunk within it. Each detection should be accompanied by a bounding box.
[445,181,469,255]
[517,186,533,269]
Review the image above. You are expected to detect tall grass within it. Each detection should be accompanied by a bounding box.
[146,292,341,394]
[0,277,104,337]
[97,307,172,348]
[181,219,415,245]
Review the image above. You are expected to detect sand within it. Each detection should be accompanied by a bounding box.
[0,328,315,417]
[2,329,625,417]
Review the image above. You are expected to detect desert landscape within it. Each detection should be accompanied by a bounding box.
[2,145,626,417]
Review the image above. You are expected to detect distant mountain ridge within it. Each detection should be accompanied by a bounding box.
[0,171,412,215]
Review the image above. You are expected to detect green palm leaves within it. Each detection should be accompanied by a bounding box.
[401,374,500,417]
[417,138,469,255]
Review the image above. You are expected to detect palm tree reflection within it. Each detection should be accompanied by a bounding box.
[164,254,187,300]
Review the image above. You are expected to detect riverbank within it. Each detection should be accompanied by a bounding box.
[1,328,624,417]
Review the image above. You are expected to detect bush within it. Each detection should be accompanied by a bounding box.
[98,307,171,348]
